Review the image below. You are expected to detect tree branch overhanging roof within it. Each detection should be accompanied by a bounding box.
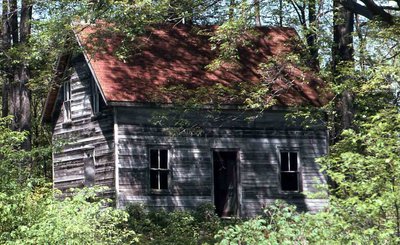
[42,22,331,123]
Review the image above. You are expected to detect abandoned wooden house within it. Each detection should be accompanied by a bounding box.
[42,23,330,217]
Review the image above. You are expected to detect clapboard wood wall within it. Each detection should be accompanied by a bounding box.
[52,55,115,197]
[51,58,328,216]
[115,106,328,216]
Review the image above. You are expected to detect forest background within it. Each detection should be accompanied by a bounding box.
[0,0,400,244]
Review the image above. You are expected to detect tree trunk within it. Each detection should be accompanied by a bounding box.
[2,0,11,118]
[254,0,261,26]
[1,0,10,49]
[307,0,319,70]
[333,1,354,66]
[2,83,9,117]
[1,0,32,150]
[9,0,18,44]
[10,68,31,150]
[20,0,32,43]
[12,0,32,150]
[332,0,355,133]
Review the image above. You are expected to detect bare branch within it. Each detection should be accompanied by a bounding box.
[359,0,394,24]
[340,0,374,20]
[341,0,395,24]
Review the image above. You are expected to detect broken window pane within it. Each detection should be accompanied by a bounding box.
[150,149,158,168]
[280,152,289,171]
[150,171,158,189]
[280,151,299,191]
[149,148,169,191]
[290,152,297,171]
[281,172,298,191]
[160,171,168,189]
[160,150,168,169]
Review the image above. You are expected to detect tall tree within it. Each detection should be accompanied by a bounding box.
[307,0,318,70]
[254,0,262,26]
[332,0,354,133]
[1,0,33,150]
[1,0,10,118]
[288,0,320,69]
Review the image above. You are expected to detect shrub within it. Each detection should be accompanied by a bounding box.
[215,200,306,245]
[2,187,138,245]
[126,202,222,244]
[215,217,268,245]
[215,200,364,244]
[0,117,138,244]
[193,203,222,244]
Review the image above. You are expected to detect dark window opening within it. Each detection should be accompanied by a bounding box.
[91,80,105,114]
[149,149,169,190]
[213,151,238,217]
[280,151,300,191]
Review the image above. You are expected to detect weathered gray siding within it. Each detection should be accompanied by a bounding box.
[52,55,115,197]
[115,106,328,216]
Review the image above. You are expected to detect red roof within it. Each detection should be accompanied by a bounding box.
[77,23,329,106]
[42,23,330,123]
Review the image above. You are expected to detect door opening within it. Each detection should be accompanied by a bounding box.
[213,151,238,217]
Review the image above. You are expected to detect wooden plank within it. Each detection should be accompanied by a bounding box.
[116,107,327,130]
[52,60,115,195]
[118,195,212,209]
[52,61,329,215]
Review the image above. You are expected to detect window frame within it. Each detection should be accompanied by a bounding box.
[63,80,72,122]
[278,149,301,193]
[91,79,100,115]
[148,147,171,194]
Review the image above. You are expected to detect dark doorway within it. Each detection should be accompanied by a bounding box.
[213,151,238,217]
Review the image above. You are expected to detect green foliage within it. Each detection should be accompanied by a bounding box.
[0,183,138,244]
[3,188,137,245]
[2,2,400,245]
[208,6,253,70]
[318,108,400,243]
[261,200,306,244]
[215,201,309,245]
[216,217,268,245]
[0,118,137,244]
[213,108,400,244]
[215,164,400,245]
[0,117,33,192]
[126,203,221,244]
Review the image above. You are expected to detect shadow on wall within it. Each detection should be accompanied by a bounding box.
[116,107,328,216]
[63,55,116,198]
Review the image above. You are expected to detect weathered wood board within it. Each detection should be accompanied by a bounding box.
[115,106,328,216]
[52,55,115,197]
[51,56,328,216]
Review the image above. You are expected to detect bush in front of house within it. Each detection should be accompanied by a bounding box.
[216,109,400,244]
[214,199,400,244]
[126,202,223,245]
[0,116,138,245]
[214,200,307,245]
[1,187,138,245]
